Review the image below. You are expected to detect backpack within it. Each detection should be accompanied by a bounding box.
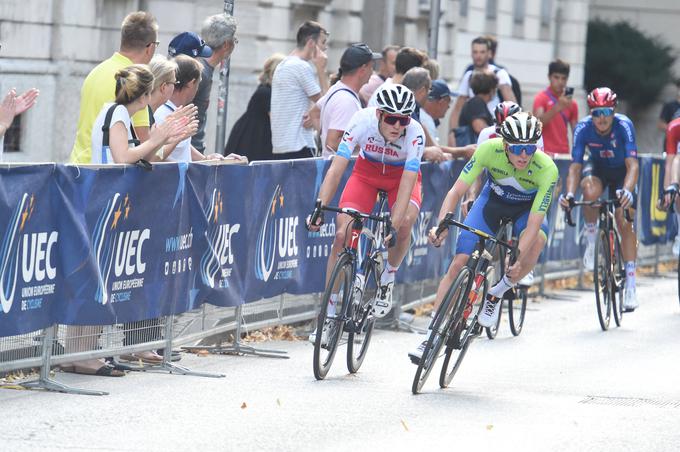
[493,67,522,106]
[100,104,139,164]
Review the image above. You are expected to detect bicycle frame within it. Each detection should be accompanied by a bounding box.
[318,192,390,328]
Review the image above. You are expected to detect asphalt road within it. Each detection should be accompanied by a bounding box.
[1,274,679,452]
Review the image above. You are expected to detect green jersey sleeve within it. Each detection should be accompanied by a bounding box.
[531,160,559,214]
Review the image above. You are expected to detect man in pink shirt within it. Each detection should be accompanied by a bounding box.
[533,59,578,158]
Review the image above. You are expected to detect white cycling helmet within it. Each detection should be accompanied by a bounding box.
[499,112,543,144]
[375,84,416,116]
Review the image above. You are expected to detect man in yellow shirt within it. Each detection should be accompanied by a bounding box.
[70,11,159,163]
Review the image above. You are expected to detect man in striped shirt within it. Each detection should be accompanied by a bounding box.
[270,21,329,159]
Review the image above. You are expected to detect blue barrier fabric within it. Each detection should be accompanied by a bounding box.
[638,156,677,245]
[0,157,671,336]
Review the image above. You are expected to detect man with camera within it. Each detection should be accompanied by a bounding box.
[533,59,578,159]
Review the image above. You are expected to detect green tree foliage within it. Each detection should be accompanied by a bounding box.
[585,20,675,109]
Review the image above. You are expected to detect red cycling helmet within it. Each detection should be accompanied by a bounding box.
[494,101,522,126]
[587,87,617,109]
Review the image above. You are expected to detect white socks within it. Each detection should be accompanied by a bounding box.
[381,262,397,286]
[488,274,513,299]
[585,222,597,245]
[625,261,636,289]
[327,294,337,316]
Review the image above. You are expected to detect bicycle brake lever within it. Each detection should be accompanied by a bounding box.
[435,212,454,238]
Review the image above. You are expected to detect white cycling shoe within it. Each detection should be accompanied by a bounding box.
[308,320,331,346]
[408,340,428,364]
[583,241,595,270]
[623,287,638,312]
[478,296,501,328]
[372,281,393,318]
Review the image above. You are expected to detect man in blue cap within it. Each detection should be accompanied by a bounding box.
[168,14,238,154]
[420,79,454,141]
[168,31,213,58]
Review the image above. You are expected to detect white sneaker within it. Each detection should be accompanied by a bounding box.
[673,236,680,257]
[478,296,501,328]
[308,320,331,345]
[583,241,595,270]
[518,270,534,286]
[408,340,428,364]
[372,281,393,318]
[623,287,638,311]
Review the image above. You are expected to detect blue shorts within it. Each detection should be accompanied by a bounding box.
[455,186,550,255]
[582,163,638,207]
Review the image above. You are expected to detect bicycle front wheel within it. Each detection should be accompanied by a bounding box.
[611,232,625,327]
[485,299,502,339]
[440,267,490,389]
[313,253,352,380]
[347,261,378,374]
[509,288,527,336]
[412,267,472,394]
[594,229,612,331]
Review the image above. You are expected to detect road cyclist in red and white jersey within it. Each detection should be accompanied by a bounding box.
[307,84,425,343]
[661,117,680,254]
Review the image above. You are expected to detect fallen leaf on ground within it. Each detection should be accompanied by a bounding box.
[401,419,409,431]
[241,402,247,409]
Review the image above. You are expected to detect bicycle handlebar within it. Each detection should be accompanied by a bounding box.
[309,199,395,247]
[565,198,632,227]
[436,212,519,262]
[657,184,679,213]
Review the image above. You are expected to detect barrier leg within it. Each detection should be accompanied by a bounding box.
[654,243,660,276]
[146,315,226,377]
[376,284,426,334]
[21,326,108,396]
[183,305,289,359]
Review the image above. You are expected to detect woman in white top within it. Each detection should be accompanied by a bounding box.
[155,55,244,162]
[90,64,193,164]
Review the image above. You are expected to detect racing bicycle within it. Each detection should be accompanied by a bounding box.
[309,192,392,380]
[565,198,631,330]
[411,213,518,394]
[485,225,529,339]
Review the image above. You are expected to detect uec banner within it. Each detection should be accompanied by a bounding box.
[0,157,668,337]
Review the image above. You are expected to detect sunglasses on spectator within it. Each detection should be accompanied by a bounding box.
[147,40,161,48]
[591,107,614,118]
[382,113,411,126]
[507,143,538,156]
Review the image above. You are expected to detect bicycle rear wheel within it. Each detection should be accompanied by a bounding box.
[594,229,612,331]
[440,267,490,389]
[347,261,378,374]
[509,288,527,336]
[412,267,472,394]
[611,232,625,327]
[313,253,352,380]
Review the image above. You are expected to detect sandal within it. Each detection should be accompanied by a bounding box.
[72,364,125,377]
[120,351,163,364]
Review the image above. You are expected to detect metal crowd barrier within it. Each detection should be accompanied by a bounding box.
[2,236,673,396]
[0,156,677,395]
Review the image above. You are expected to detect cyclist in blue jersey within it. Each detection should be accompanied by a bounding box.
[559,87,639,311]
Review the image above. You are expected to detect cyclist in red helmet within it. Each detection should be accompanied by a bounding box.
[559,87,640,311]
